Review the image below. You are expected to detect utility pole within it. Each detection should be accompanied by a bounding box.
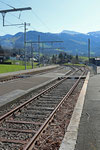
[31,43,34,69]
[0,7,32,70]
[88,38,90,64]
[24,22,27,70]
[38,35,40,66]
[42,43,44,66]
[24,22,30,70]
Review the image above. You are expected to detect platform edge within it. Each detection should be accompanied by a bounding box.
[59,72,90,150]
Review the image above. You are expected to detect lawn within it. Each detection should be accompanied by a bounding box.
[79,56,88,62]
[64,63,85,67]
[0,63,38,74]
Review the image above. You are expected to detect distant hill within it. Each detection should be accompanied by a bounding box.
[61,30,81,35]
[1,30,100,56]
[88,31,100,36]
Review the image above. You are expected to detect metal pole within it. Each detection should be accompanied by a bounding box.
[0,7,32,26]
[31,43,34,69]
[26,40,63,66]
[88,38,90,64]
[0,7,32,13]
[2,12,5,26]
[24,22,27,70]
[38,35,40,66]
[42,43,45,66]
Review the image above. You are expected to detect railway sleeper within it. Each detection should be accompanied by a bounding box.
[34,104,57,107]
[0,138,27,144]
[38,97,63,100]
[37,99,61,102]
[43,93,68,97]
[1,122,41,130]
[22,110,51,115]
[0,127,36,134]
[0,131,34,141]
[36,100,61,104]
[16,114,48,120]
[6,119,41,124]
[26,106,54,111]
[26,104,56,110]
[21,111,51,116]
[13,117,44,123]
[36,101,59,105]
[41,95,64,98]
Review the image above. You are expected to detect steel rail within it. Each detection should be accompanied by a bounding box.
[23,71,85,150]
[0,70,72,122]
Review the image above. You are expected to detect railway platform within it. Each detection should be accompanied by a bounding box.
[0,65,58,80]
[60,67,100,150]
[0,65,70,108]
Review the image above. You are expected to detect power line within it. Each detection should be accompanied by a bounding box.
[20,1,51,31]
[29,7,63,41]
[0,18,10,34]
[31,10,51,31]
[0,1,29,22]
[30,10,63,45]
[0,0,15,9]
[9,12,37,31]
[0,7,32,27]
[9,12,21,20]
[10,12,37,31]
[0,16,23,31]
[0,0,62,42]
[0,5,36,31]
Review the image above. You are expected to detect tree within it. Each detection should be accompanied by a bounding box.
[52,55,57,64]
[76,54,79,61]
[58,53,64,64]
[71,54,79,64]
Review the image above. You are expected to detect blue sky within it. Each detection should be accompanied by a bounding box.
[0,0,100,35]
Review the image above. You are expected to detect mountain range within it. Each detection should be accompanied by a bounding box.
[1,30,100,56]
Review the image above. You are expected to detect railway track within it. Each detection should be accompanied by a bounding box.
[0,68,86,150]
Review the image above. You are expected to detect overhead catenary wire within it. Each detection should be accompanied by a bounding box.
[0,16,25,34]
[0,0,61,39]
[9,12,21,20]
[0,0,15,9]
[29,9,63,43]
[0,0,23,21]
[31,10,51,31]
[2,0,57,39]
[0,2,35,31]
[0,17,8,34]
[0,0,63,44]
[0,5,36,31]
[19,0,51,32]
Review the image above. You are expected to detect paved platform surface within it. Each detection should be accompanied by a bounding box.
[0,66,70,107]
[74,67,100,150]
